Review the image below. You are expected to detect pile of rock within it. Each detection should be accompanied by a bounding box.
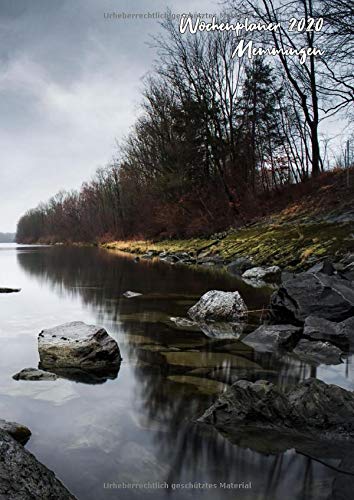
[241,261,354,364]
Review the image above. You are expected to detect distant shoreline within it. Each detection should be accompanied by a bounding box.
[0,232,15,243]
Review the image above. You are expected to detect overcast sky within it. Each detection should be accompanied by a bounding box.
[0,0,348,233]
[0,0,218,232]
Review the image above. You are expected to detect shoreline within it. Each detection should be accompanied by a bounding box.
[102,218,354,272]
[17,215,354,273]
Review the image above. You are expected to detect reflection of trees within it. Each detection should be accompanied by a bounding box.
[17,246,352,499]
[17,247,271,312]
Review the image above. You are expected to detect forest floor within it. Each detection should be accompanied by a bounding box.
[103,168,354,271]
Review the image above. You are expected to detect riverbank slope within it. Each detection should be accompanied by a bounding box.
[103,169,354,271]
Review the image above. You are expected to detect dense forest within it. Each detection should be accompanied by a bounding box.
[16,0,354,243]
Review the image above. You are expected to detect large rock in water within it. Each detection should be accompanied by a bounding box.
[38,321,121,371]
[199,378,354,441]
[0,429,76,499]
[270,272,354,323]
[188,290,247,322]
[242,324,301,352]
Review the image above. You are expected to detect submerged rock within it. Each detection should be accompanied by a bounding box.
[0,419,31,445]
[0,287,21,293]
[168,375,228,395]
[188,290,248,322]
[161,351,260,370]
[122,290,142,298]
[13,367,57,381]
[270,272,354,323]
[0,429,76,499]
[293,339,343,365]
[199,378,354,441]
[242,324,301,353]
[242,266,281,281]
[38,321,121,372]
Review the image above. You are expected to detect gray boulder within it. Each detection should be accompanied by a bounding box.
[293,339,343,365]
[304,316,349,348]
[0,419,31,445]
[242,266,281,281]
[13,367,57,381]
[0,429,76,499]
[188,290,248,322]
[199,378,354,441]
[38,321,121,371]
[242,324,301,352]
[270,272,354,323]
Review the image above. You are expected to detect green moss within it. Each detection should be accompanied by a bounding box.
[102,221,354,271]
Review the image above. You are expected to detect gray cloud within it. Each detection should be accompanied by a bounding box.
[0,0,218,231]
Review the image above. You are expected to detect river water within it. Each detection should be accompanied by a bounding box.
[0,243,353,500]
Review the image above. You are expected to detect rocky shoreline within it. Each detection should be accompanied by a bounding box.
[102,208,354,272]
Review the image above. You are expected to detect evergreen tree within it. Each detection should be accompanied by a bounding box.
[239,58,284,190]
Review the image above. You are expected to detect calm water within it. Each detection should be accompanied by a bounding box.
[1,243,354,500]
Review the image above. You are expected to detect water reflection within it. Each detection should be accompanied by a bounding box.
[0,245,349,499]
